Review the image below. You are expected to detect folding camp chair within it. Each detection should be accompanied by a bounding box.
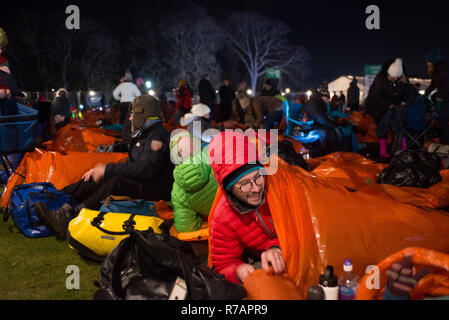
[403,103,436,150]
[391,103,437,154]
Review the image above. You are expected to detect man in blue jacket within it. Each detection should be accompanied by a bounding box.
[35,94,175,238]
[301,82,343,155]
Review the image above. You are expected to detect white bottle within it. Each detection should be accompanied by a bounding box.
[319,266,339,300]
[338,259,360,300]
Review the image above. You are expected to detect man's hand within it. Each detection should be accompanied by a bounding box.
[261,247,285,274]
[236,263,255,282]
[389,104,395,110]
[54,114,66,124]
[82,164,106,183]
[0,66,11,74]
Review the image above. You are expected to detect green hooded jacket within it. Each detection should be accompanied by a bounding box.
[171,146,219,232]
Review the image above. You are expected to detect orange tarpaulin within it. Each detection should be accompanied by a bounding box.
[308,152,449,209]
[357,247,449,300]
[0,149,127,208]
[243,269,304,300]
[267,162,449,298]
[154,201,210,242]
[47,124,117,153]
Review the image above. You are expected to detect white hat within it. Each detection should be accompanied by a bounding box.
[387,58,403,78]
[180,103,211,126]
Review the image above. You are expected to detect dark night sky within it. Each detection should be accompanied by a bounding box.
[1,0,448,88]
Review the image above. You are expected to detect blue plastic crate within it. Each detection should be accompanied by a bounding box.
[0,103,38,154]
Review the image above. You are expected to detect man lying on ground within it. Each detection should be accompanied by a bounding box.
[208,131,285,284]
[35,94,175,239]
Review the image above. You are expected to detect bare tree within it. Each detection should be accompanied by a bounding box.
[225,12,310,94]
[7,10,51,91]
[127,24,170,89]
[80,29,120,92]
[160,5,224,89]
[44,15,85,90]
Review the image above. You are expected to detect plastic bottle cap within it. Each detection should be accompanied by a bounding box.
[319,265,338,287]
[307,285,325,300]
[343,259,353,272]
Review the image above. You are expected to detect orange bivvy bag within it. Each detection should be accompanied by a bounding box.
[267,162,449,298]
[357,247,449,300]
[0,149,127,209]
[243,269,304,300]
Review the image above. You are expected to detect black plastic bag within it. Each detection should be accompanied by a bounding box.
[377,165,442,188]
[377,150,442,188]
[390,150,441,172]
[94,229,247,300]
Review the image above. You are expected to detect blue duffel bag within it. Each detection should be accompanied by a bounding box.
[99,195,158,217]
[4,182,75,238]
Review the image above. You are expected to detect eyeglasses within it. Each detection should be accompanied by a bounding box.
[236,174,265,193]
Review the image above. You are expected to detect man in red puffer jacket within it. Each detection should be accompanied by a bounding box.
[208,130,285,284]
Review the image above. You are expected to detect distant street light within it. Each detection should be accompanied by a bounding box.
[148,90,156,96]
[285,88,291,94]
[306,90,312,97]
[89,90,95,96]
[145,81,152,89]
[247,89,253,96]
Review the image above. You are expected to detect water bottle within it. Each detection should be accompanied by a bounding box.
[307,285,325,300]
[319,265,339,300]
[338,259,360,300]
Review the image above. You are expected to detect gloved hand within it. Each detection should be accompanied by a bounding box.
[385,255,430,298]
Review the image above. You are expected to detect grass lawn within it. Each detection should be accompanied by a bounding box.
[0,202,101,300]
[0,187,210,300]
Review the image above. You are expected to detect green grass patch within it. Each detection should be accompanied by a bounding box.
[0,214,101,300]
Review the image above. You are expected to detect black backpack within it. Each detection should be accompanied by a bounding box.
[94,228,247,300]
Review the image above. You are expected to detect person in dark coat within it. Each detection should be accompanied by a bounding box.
[198,74,216,117]
[234,81,250,123]
[174,79,193,124]
[34,94,175,239]
[424,49,449,144]
[364,58,409,125]
[245,96,283,129]
[260,79,280,97]
[338,91,346,106]
[301,82,343,155]
[217,78,235,122]
[51,88,71,130]
[347,77,360,111]
[364,58,411,158]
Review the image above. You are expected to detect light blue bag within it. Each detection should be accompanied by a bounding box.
[99,197,158,217]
